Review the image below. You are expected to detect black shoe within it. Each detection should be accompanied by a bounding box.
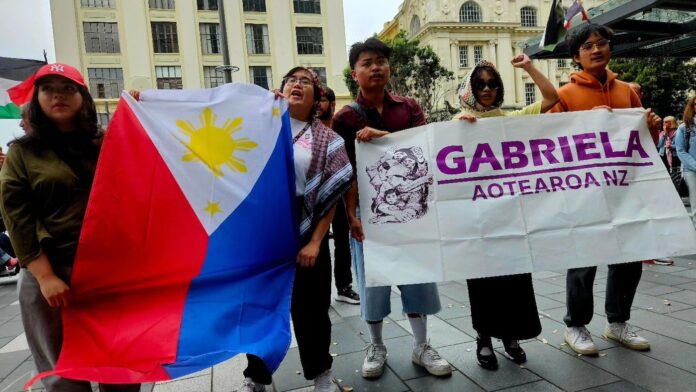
[336,285,360,304]
[476,336,498,370]
[502,339,527,364]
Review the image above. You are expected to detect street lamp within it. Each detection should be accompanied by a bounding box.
[215,65,239,83]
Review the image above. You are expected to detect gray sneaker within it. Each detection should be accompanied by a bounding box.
[412,342,452,376]
[565,326,599,355]
[239,377,266,392]
[603,322,650,350]
[361,343,387,379]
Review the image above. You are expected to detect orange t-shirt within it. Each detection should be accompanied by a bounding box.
[550,69,658,144]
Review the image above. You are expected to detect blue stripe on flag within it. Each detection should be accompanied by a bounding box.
[164,112,298,378]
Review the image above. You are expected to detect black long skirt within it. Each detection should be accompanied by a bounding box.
[467,273,541,340]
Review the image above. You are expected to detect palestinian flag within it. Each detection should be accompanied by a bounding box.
[0,57,46,119]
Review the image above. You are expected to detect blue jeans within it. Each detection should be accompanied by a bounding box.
[350,235,441,321]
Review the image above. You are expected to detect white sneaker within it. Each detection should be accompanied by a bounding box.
[565,326,599,355]
[312,369,342,392]
[411,342,452,376]
[239,377,266,392]
[603,322,650,350]
[361,343,387,379]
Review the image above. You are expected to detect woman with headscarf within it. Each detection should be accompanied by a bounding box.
[453,54,559,370]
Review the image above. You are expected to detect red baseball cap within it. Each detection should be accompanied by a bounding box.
[33,63,86,87]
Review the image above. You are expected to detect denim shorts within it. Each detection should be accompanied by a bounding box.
[350,235,441,321]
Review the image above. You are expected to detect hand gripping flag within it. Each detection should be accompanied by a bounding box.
[26,84,298,387]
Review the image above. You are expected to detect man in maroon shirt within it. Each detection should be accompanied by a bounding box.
[332,38,451,380]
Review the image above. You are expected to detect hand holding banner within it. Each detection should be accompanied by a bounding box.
[356,109,696,287]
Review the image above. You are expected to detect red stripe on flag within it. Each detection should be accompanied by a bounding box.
[28,98,209,387]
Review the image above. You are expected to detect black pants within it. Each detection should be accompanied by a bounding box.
[564,262,642,327]
[245,236,333,383]
[468,273,541,340]
[332,199,352,290]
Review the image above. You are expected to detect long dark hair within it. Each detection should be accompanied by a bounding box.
[683,95,696,129]
[472,65,505,109]
[18,79,102,177]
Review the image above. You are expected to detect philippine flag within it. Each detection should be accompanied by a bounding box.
[27,84,298,387]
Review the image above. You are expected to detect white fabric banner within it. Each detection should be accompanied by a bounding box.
[356,109,696,287]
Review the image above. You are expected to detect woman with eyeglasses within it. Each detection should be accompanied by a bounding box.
[675,95,696,229]
[240,67,353,392]
[0,64,140,392]
[453,54,559,370]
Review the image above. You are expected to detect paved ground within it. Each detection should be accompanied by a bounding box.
[3,257,696,391]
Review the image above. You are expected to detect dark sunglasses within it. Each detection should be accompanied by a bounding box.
[472,79,500,91]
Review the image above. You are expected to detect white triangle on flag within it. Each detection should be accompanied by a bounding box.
[123,84,287,235]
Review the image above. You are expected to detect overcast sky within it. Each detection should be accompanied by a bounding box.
[0,0,402,143]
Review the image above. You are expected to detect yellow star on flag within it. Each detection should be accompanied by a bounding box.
[272,107,280,117]
[204,201,222,217]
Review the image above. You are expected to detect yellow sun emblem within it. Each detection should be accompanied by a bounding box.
[177,107,258,176]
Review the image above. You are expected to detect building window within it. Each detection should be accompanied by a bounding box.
[245,24,270,55]
[242,0,266,12]
[152,22,179,53]
[296,27,323,55]
[521,6,537,27]
[410,15,421,36]
[200,23,221,54]
[293,0,320,14]
[459,1,482,23]
[557,59,568,68]
[81,0,115,8]
[203,66,225,88]
[459,46,468,68]
[525,83,536,105]
[83,22,120,53]
[197,0,217,10]
[149,0,175,9]
[88,68,123,98]
[249,66,273,90]
[311,67,327,85]
[156,66,182,89]
[473,45,483,65]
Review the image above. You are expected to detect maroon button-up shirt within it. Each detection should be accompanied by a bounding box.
[331,91,426,170]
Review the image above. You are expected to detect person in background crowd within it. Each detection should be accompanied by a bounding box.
[0,63,141,392]
[332,38,452,380]
[550,23,661,356]
[454,53,558,370]
[676,95,696,230]
[317,85,360,305]
[646,116,680,266]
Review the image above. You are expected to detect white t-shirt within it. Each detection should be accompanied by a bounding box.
[291,118,313,196]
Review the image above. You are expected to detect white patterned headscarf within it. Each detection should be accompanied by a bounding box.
[457,60,505,116]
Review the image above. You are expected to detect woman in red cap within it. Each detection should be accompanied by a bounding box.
[0,63,140,392]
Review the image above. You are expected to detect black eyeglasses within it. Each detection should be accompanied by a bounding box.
[580,39,611,51]
[472,79,500,91]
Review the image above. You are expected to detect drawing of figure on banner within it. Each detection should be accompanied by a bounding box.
[366,146,433,224]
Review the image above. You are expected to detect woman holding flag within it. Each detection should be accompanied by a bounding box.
[454,53,559,370]
[241,67,353,392]
[0,63,140,391]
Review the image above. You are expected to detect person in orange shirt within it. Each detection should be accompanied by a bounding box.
[550,23,661,356]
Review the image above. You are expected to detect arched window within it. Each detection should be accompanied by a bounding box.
[410,15,421,36]
[459,1,482,23]
[521,6,537,27]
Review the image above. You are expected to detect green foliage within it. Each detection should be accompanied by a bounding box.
[342,30,455,122]
[609,57,696,119]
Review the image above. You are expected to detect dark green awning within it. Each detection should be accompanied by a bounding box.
[524,0,696,59]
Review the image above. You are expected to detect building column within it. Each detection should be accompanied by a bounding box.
[496,36,515,107]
